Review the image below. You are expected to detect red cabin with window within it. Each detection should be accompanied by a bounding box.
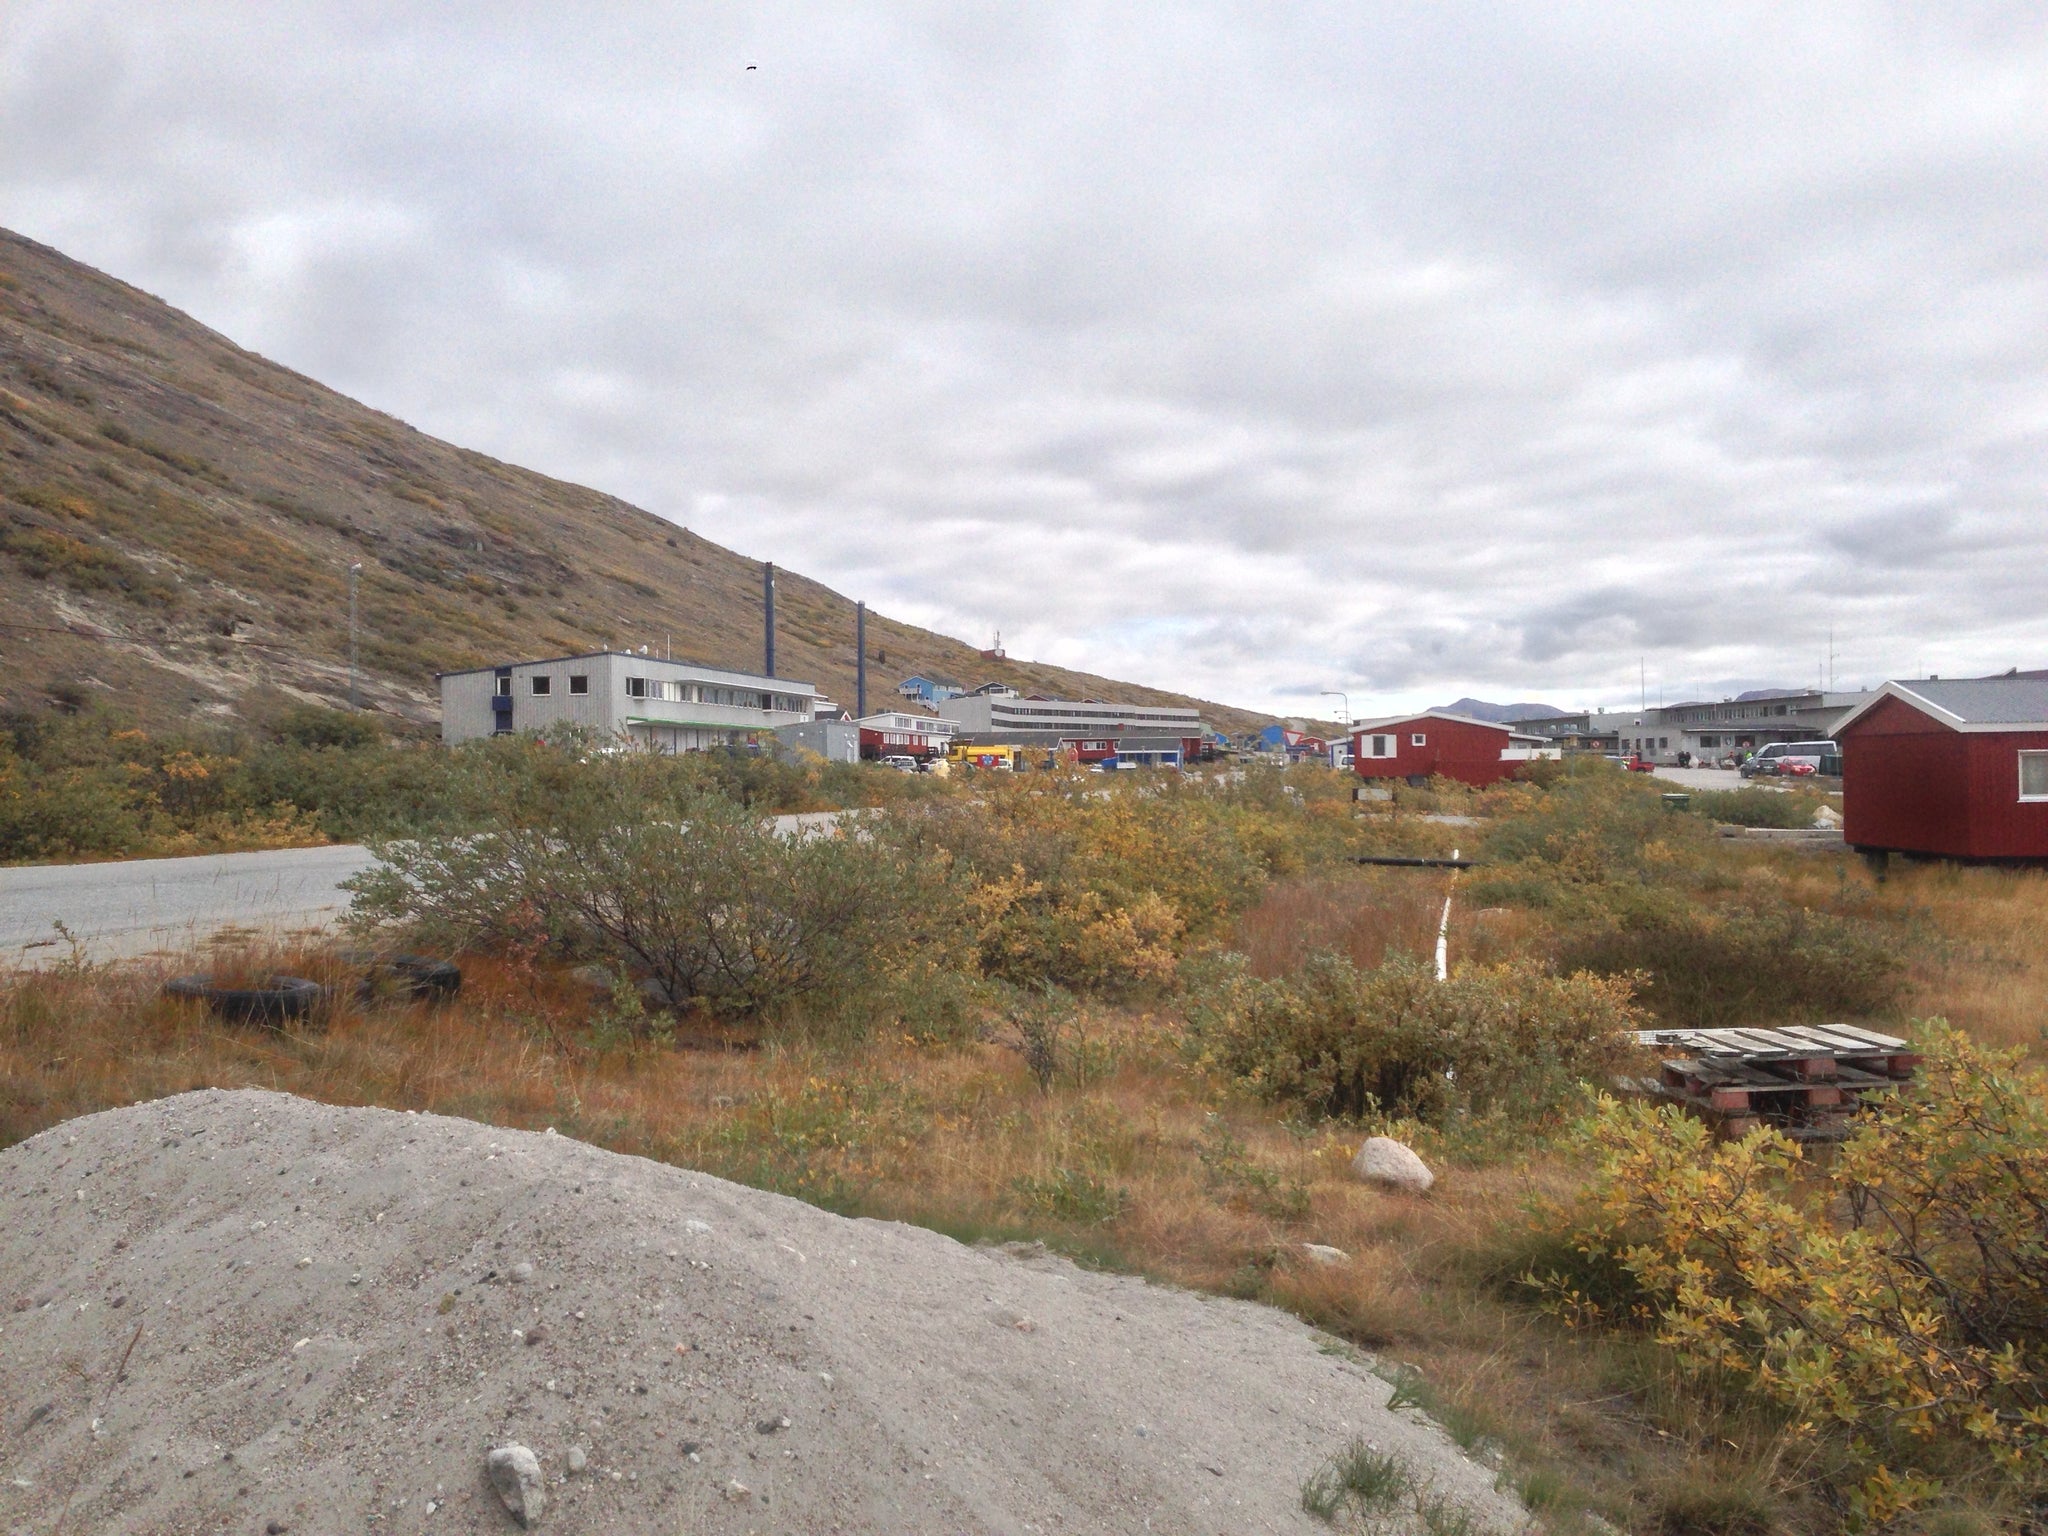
[1350,711,1541,787]
[1836,678,2048,861]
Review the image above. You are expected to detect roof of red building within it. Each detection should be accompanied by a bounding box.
[1350,709,1508,734]
[1837,678,2048,734]
[1348,709,1550,744]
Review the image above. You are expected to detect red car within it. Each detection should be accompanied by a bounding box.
[1625,754,1658,773]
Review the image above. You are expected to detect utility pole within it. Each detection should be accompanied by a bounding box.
[348,562,363,710]
[1319,690,1349,726]
[763,561,776,679]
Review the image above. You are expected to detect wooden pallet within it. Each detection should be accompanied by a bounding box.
[1640,1024,1920,1140]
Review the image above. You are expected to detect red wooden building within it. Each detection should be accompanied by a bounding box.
[1350,711,1551,788]
[1835,677,2048,862]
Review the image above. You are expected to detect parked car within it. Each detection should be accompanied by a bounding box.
[880,754,920,773]
[1740,740,1838,779]
[1624,754,1657,773]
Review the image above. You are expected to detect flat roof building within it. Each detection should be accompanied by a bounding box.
[439,651,816,752]
[935,693,1205,760]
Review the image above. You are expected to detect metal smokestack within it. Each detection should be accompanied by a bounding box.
[855,601,867,718]
[763,561,776,679]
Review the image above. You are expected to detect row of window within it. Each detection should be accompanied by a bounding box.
[624,677,803,711]
[496,674,590,697]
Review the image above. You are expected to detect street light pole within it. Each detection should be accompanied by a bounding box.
[348,562,363,710]
[1319,689,1350,726]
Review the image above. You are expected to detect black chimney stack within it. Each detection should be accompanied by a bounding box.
[763,561,776,679]
[855,601,866,718]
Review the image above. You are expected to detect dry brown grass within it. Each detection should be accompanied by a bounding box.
[5,853,2041,1530]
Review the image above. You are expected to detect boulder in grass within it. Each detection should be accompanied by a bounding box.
[1350,1137,1433,1194]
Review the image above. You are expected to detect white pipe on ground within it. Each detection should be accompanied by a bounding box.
[1434,849,1458,981]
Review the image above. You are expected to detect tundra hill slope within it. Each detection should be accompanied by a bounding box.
[0,228,1268,736]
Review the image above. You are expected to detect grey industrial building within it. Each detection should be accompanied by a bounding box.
[1507,689,1872,765]
[935,692,1206,764]
[439,651,817,751]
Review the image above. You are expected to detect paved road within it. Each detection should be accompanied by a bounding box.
[0,844,378,967]
[1650,765,1755,791]
[0,810,856,969]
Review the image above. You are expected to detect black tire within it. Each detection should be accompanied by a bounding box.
[164,974,326,1027]
[385,954,462,998]
[349,952,462,1005]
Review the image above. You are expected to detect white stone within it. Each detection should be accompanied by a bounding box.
[486,1444,545,1527]
[1350,1137,1434,1194]
[565,1444,586,1474]
[1300,1243,1350,1265]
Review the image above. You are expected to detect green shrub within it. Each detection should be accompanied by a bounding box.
[1685,787,1830,829]
[1551,888,1901,1026]
[344,740,963,1024]
[1183,949,1642,1122]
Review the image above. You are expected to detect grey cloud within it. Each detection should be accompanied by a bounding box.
[6,2,2048,712]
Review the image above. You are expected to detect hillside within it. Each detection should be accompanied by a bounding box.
[0,229,1269,736]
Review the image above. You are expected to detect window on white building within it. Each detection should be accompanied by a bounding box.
[2020,751,2048,801]
[569,675,589,696]
[530,676,551,695]
[494,676,512,697]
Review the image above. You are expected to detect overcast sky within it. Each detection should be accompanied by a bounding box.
[5,4,2046,715]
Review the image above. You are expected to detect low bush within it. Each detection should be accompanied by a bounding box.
[1540,1026,2048,1512]
[346,746,963,1026]
[1684,787,1831,829]
[1551,887,1903,1027]
[1183,949,1642,1123]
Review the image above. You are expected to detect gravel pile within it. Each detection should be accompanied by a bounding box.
[0,1089,1524,1533]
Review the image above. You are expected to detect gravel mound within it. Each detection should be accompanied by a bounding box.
[0,1090,1524,1533]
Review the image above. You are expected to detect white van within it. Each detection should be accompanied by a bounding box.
[1740,740,1838,778]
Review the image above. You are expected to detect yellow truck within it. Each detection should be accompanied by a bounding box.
[948,742,1017,770]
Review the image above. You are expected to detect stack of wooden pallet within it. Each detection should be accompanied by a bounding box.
[1641,1024,1921,1140]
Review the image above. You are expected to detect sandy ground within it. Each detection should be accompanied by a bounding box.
[0,1090,1527,1535]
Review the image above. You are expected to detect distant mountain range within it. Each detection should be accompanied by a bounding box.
[1430,697,1566,723]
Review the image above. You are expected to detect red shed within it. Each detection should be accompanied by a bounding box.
[1351,711,1550,787]
[1835,677,2048,862]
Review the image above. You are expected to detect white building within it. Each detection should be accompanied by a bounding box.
[439,651,816,752]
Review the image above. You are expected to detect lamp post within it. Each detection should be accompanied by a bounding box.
[348,562,363,710]
[1319,690,1350,726]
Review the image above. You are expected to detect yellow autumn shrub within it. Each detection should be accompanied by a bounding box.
[1547,1026,2048,1511]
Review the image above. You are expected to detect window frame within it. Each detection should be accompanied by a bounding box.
[529,675,551,696]
[1410,732,1427,747]
[2020,750,2048,803]
[568,674,589,696]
